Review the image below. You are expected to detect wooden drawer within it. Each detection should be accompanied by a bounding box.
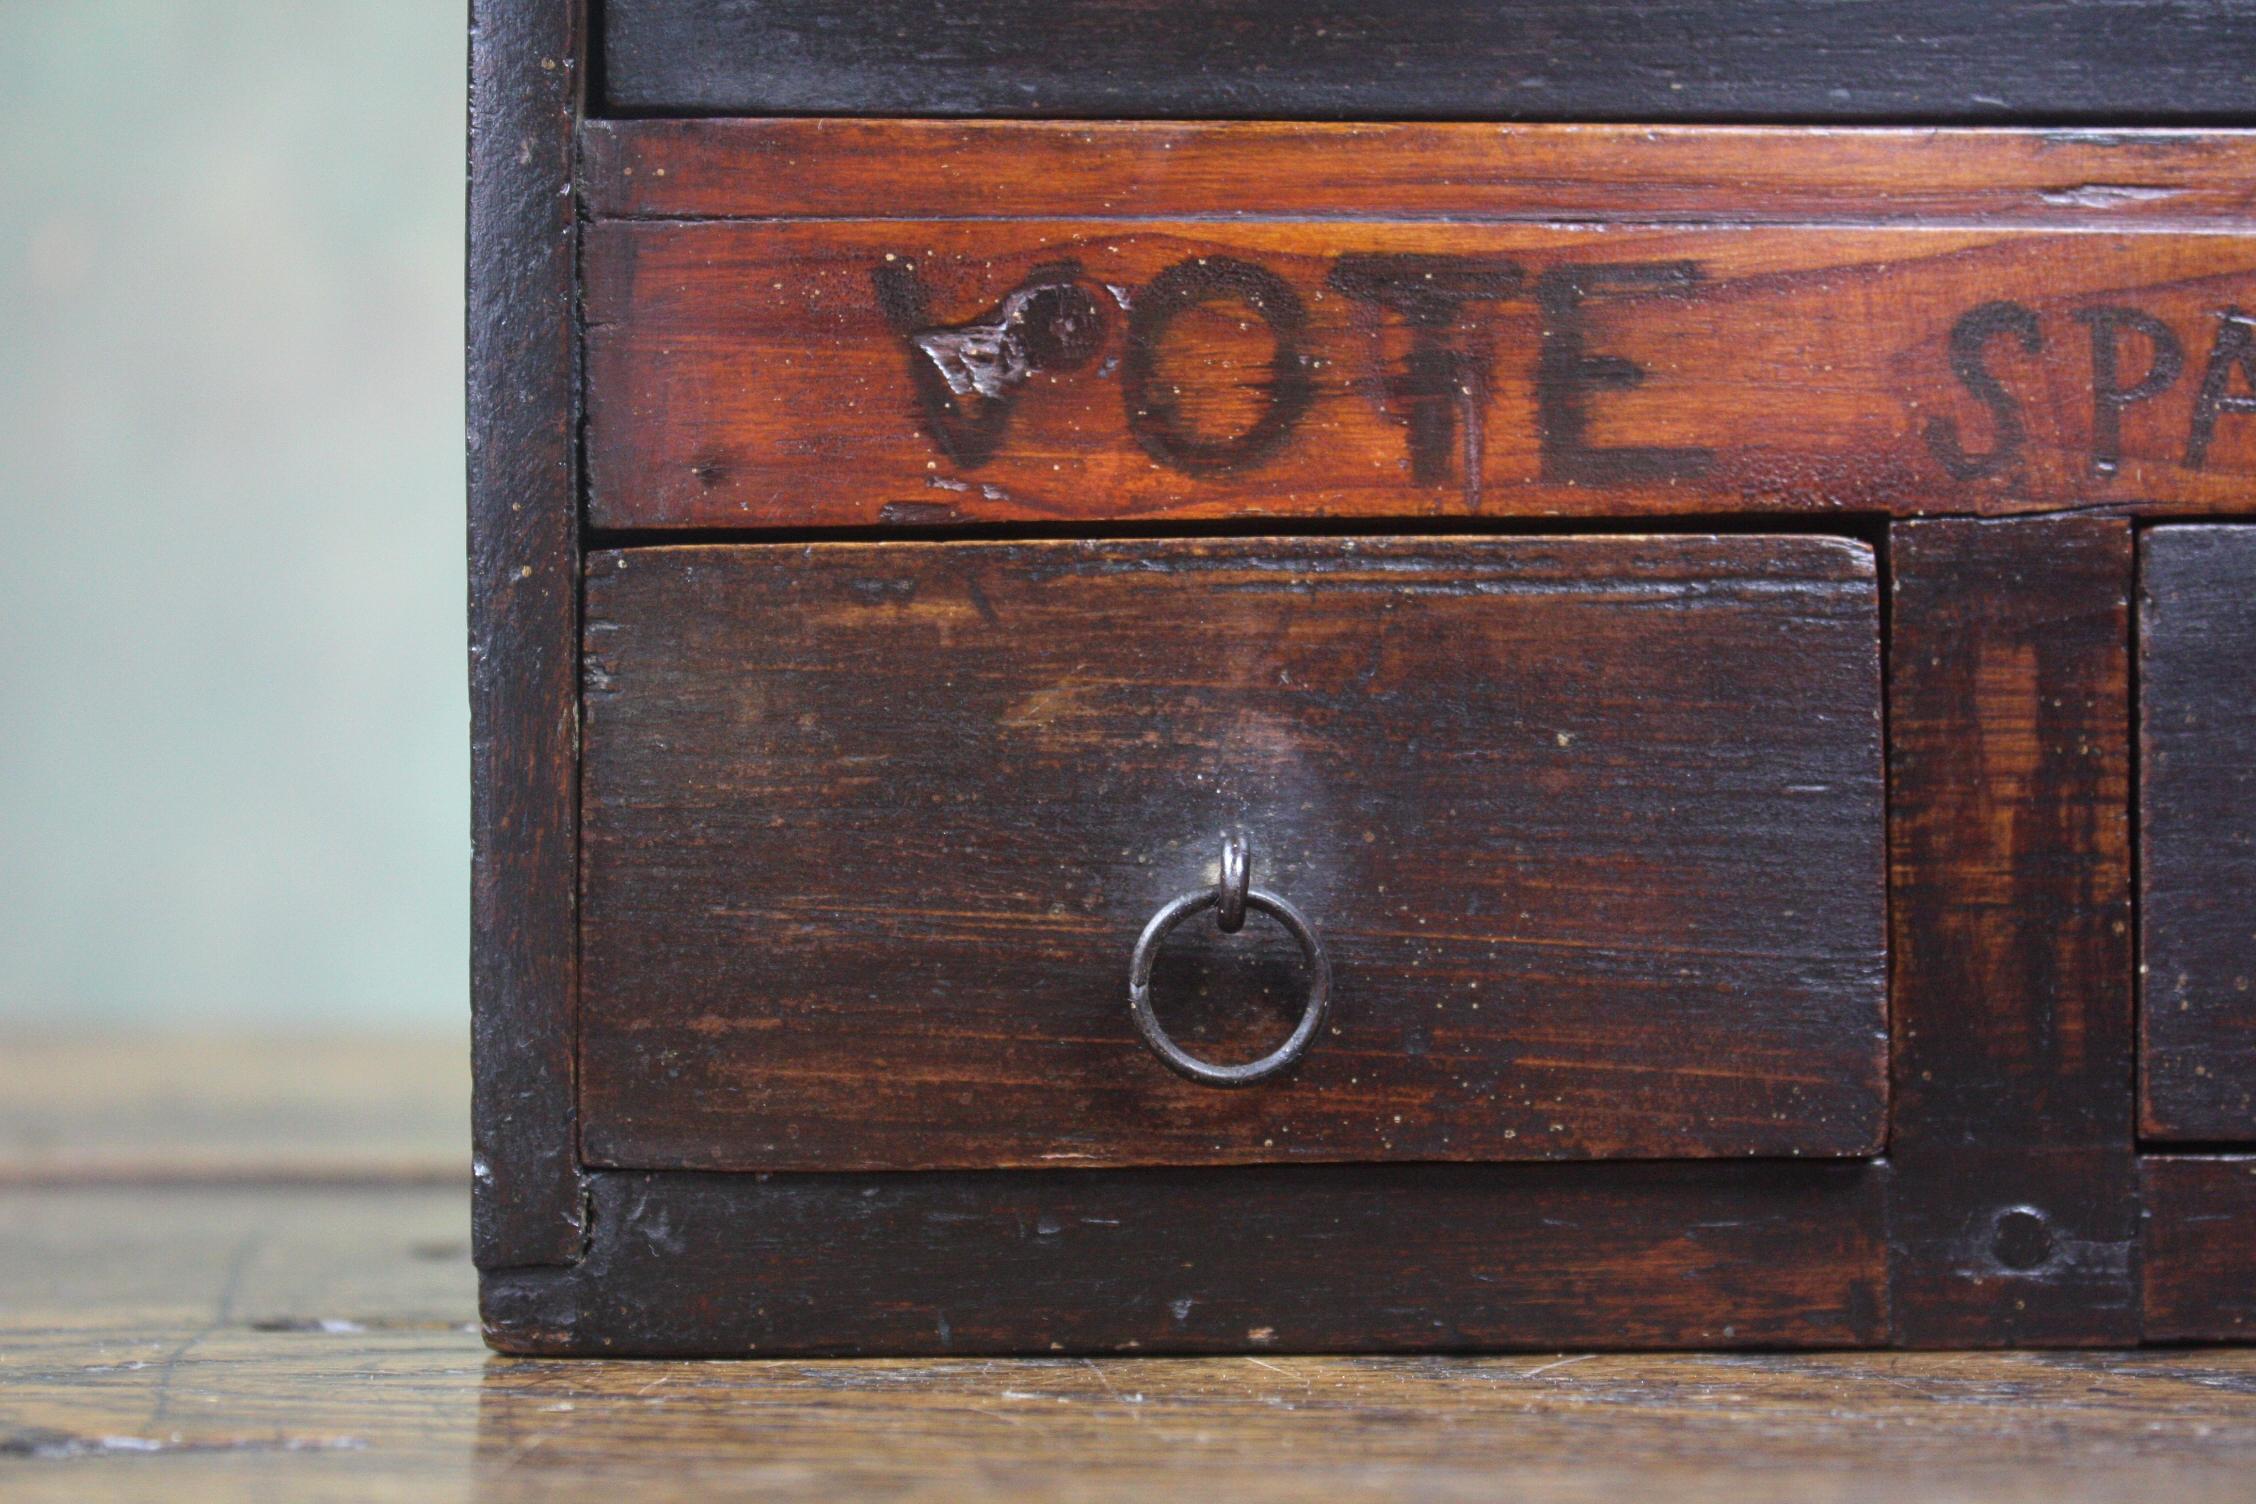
[580,535,1885,1171]
[2141,527,2256,1140]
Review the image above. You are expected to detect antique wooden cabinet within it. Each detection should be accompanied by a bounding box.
[470,1,2256,1353]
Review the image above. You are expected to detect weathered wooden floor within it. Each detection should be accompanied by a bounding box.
[3,1037,2253,1502]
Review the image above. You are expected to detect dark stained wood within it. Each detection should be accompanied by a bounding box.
[2139,527,2256,1140]
[599,1,2256,123]
[2142,1156,2256,1341]
[1885,518,2137,1345]
[467,0,586,1265]
[485,1162,1888,1355]
[582,120,2256,226]
[583,210,2256,531]
[461,7,2256,1352]
[576,536,1887,1173]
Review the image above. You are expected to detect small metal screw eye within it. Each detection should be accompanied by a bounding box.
[1216,831,1251,933]
[1126,834,1331,1088]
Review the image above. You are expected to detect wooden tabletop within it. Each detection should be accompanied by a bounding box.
[5,1037,2255,1501]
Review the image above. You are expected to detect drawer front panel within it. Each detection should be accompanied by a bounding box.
[579,535,1886,1171]
[2142,527,2256,1139]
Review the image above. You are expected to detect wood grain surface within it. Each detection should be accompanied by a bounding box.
[577,536,1886,1172]
[2142,1156,2256,1341]
[487,1161,1888,1355]
[476,29,2256,1355]
[2139,527,2256,1140]
[1,1145,2252,1501]
[585,208,2256,529]
[598,0,2256,123]
[1884,518,2137,1345]
[0,1036,465,1185]
[580,120,2256,225]
[467,0,586,1267]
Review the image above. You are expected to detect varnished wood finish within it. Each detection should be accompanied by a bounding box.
[581,120,2256,225]
[600,0,2256,123]
[486,1162,1887,1354]
[1885,518,2137,1345]
[578,536,1886,1172]
[2142,1156,2256,1341]
[582,131,2256,530]
[2139,527,2256,1140]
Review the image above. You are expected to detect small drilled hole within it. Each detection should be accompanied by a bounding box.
[1990,1207,2056,1271]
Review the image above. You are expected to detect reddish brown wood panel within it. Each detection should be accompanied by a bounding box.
[577,536,1886,1173]
[2142,1156,2256,1341]
[585,218,2256,530]
[485,1162,1889,1355]
[583,121,2256,226]
[1885,517,2137,1346]
[2140,526,2256,1140]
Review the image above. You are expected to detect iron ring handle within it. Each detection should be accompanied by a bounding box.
[1127,838,1331,1087]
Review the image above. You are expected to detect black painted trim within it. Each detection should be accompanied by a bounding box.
[602,0,2256,123]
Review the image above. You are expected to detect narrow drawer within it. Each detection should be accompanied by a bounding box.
[2142,526,2256,1139]
[579,535,1886,1171]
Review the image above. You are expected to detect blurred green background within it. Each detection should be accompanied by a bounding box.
[0,3,467,1029]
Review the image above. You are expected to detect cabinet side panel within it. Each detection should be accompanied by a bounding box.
[468,0,586,1268]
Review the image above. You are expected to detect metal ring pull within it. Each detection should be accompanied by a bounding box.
[1127,834,1332,1087]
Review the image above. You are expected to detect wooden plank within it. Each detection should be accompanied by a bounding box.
[582,120,2256,225]
[486,1163,1888,1354]
[577,536,1887,1173]
[1885,517,2137,1345]
[12,1189,2256,1500]
[598,0,2256,122]
[467,0,586,1264]
[0,1036,465,1185]
[1,1183,472,1497]
[2143,1156,2256,1341]
[584,215,2256,530]
[2140,527,2256,1139]
[0,1186,472,1335]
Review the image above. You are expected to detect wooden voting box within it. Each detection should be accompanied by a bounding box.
[469,0,2256,1353]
